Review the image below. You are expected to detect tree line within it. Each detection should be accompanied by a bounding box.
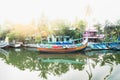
[0,19,86,43]
[0,19,120,43]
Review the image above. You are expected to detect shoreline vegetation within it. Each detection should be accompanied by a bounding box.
[0,19,120,48]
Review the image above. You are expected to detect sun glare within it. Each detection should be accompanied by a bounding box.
[0,0,120,24]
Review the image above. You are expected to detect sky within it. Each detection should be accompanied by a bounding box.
[0,0,120,24]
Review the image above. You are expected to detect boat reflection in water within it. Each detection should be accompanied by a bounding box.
[0,48,120,80]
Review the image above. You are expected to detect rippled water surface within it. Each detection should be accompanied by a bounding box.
[0,48,120,80]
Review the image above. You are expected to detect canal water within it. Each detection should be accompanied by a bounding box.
[0,48,120,80]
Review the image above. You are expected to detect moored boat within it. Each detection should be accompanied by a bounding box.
[0,41,9,48]
[9,43,21,48]
[107,42,120,51]
[0,37,9,48]
[37,38,88,53]
[88,42,109,50]
[111,46,120,51]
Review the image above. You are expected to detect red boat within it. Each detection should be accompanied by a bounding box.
[37,38,88,53]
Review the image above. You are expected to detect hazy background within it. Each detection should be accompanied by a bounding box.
[0,0,120,25]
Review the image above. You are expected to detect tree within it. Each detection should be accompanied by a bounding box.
[51,19,75,37]
[104,20,120,42]
[74,20,86,38]
[7,32,16,42]
[116,19,120,25]
[94,23,103,34]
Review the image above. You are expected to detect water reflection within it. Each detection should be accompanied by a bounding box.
[85,50,120,80]
[0,48,9,60]
[0,48,120,80]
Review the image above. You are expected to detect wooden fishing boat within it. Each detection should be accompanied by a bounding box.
[37,38,88,53]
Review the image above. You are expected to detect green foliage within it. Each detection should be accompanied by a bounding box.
[75,20,86,31]
[53,21,76,38]
[104,20,120,42]
[0,29,10,38]
[53,20,86,38]
[74,20,86,38]
[0,19,87,43]
[7,32,16,41]
[35,35,41,43]
[7,31,26,42]
[94,23,103,34]
[116,19,120,25]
